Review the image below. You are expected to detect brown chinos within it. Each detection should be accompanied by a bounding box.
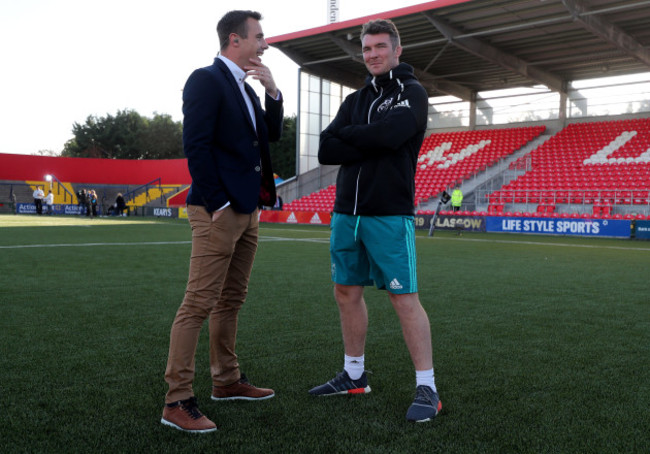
[164,204,259,403]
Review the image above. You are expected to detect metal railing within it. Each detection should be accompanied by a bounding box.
[49,174,76,204]
[122,178,164,206]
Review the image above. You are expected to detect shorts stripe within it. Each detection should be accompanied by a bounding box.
[404,217,417,293]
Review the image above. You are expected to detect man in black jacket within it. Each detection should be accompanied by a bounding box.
[310,19,441,423]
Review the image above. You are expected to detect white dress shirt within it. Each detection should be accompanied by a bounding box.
[218,55,257,131]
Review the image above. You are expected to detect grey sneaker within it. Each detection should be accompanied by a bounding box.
[308,370,371,396]
[406,385,442,422]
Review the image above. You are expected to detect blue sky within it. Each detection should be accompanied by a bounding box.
[0,0,425,155]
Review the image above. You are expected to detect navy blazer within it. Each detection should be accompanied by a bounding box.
[182,58,283,214]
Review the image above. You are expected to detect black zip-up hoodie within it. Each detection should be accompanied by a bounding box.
[318,63,428,216]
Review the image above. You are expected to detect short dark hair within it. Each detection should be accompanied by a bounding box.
[217,10,262,50]
[360,19,401,49]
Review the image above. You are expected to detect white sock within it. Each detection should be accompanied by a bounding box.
[416,368,436,393]
[344,354,365,380]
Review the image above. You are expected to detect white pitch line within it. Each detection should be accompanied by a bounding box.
[259,236,330,244]
[1,235,647,252]
[0,241,192,249]
[425,236,650,252]
[0,236,330,250]
[262,227,329,233]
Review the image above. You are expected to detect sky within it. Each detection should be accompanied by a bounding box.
[0,0,427,155]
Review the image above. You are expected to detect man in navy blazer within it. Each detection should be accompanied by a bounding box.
[162,10,283,434]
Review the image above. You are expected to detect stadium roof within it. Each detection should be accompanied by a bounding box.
[267,0,650,100]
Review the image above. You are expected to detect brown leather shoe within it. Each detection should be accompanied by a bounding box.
[161,397,217,433]
[211,373,275,401]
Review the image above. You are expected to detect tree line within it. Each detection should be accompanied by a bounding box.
[60,109,296,179]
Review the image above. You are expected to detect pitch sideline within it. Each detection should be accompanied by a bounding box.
[1,233,648,252]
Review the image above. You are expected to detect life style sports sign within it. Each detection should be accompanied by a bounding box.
[486,216,631,238]
[634,220,650,240]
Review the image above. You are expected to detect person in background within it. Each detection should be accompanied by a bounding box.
[273,195,283,210]
[45,190,54,215]
[84,189,92,217]
[451,187,463,212]
[161,9,283,434]
[77,189,87,216]
[108,193,127,216]
[89,190,98,217]
[33,186,44,215]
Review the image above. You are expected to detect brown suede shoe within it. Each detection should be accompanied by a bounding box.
[211,373,275,401]
[161,397,217,433]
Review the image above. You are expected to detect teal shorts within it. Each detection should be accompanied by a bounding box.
[329,213,417,294]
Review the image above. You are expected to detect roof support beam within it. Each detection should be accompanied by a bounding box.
[326,34,364,65]
[273,46,364,88]
[414,69,474,101]
[562,0,650,69]
[422,11,566,93]
[273,46,317,68]
[308,65,364,89]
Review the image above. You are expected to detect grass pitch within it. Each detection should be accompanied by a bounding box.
[1,214,648,453]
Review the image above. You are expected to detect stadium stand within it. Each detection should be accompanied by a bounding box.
[487,119,650,219]
[284,184,336,213]
[2,121,648,221]
[0,154,191,213]
[414,127,546,208]
[282,126,546,213]
[268,0,650,225]
[281,120,649,221]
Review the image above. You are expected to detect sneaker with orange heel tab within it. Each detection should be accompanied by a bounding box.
[308,370,371,396]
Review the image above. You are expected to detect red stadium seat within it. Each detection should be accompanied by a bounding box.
[483,119,649,220]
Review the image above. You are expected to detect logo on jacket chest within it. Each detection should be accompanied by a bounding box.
[376,97,394,113]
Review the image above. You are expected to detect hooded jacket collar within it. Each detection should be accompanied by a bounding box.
[366,62,417,92]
